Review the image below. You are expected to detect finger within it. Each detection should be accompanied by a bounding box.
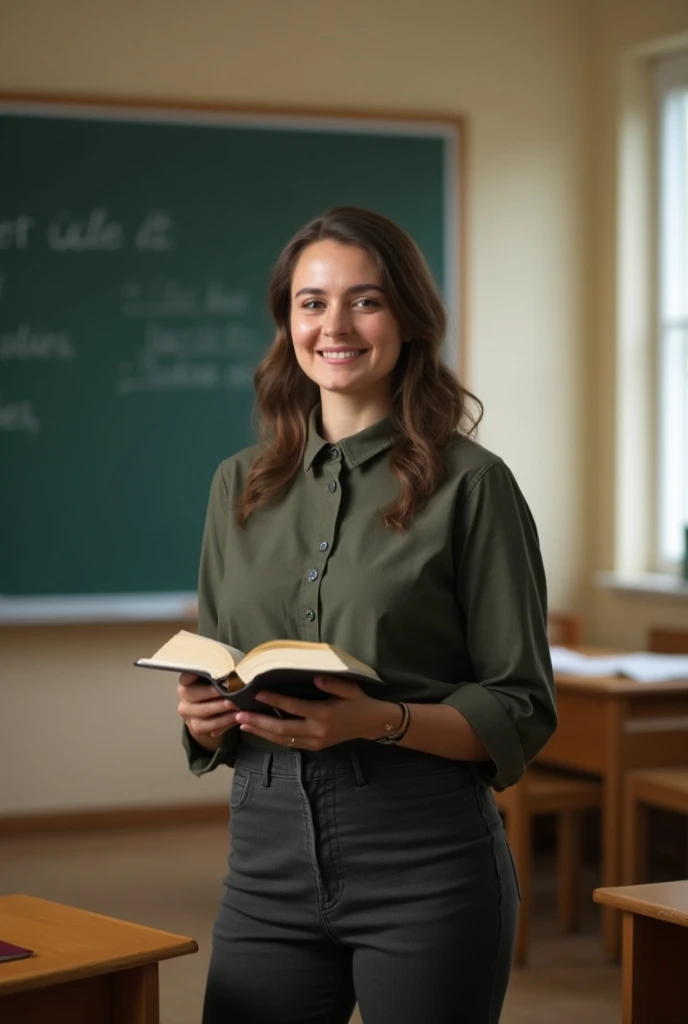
[179,672,201,686]
[178,697,237,719]
[188,711,238,737]
[209,726,234,739]
[235,710,312,741]
[313,675,360,698]
[176,679,213,701]
[237,722,314,749]
[177,679,237,706]
[254,691,319,717]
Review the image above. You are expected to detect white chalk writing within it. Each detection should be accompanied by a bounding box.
[0,210,178,252]
[121,277,198,317]
[0,398,40,433]
[117,360,223,393]
[205,283,249,315]
[47,208,125,252]
[0,324,76,361]
[0,216,35,250]
[135,210,176,251]
[141,321,256,357]
[121,279,249,318]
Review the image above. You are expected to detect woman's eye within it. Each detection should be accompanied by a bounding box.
[303,300,325,310]
[354,298,380,309]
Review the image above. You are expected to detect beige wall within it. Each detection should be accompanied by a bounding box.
[0,0,685,814]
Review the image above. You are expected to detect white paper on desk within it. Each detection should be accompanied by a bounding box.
[616,652,688,682]
[550,646,688,683]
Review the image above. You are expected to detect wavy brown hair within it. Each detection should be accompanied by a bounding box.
[236,206,483,530]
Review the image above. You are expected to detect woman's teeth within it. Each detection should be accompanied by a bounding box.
[319,350,363,360]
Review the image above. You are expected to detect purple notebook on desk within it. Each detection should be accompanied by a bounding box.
[0,940,33,962]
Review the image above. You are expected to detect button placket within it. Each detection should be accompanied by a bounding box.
[299,456,343,641]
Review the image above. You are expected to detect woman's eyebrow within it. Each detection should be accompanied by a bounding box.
[294,283,386,298]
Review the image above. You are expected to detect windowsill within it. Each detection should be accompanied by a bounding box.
[595,570,688,602]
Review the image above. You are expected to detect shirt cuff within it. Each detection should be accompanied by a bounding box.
[442,683,525,790]
[182,725,239,776]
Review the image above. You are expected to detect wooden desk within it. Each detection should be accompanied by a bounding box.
[538,670,688,961]
[594,880,688,1023]
[0,894,198,1023]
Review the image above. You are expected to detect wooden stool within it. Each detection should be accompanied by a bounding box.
[494,767,602,966]
[623,768,688,884]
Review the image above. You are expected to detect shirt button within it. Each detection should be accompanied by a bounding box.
[328,480,337,493]
[307,569,319,582]
[329,446,341,460]
[303,608,315,622]
[319,541,328,552]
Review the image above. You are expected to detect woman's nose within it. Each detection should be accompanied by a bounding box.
[323,304,350,337]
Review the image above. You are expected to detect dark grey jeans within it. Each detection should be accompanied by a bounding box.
[202,738,519,1024]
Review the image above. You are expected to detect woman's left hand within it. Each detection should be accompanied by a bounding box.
[234,675,395,750]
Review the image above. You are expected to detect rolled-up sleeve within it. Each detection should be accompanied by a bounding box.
[182,461,240,776]
[444,462,557,790]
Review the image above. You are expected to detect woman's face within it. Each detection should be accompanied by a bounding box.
[289,240,405,403]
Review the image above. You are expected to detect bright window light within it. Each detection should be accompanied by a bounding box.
[657,53,688,569]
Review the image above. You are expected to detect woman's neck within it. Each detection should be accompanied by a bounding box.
[319,390,392,443]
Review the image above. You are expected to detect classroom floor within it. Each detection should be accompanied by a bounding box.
[0,822,621,1023]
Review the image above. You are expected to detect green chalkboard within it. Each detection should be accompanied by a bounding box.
[0,98,461,621]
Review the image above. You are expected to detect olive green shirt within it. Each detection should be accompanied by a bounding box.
[183,409,556,790]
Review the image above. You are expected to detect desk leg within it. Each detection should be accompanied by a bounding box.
[602,703,624,962]
[110,963,159,1024]
[622,912,688,1024]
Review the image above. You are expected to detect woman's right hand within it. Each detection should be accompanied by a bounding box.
[177,673,240,753]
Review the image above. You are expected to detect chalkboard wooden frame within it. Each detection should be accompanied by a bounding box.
[0,92,466,625]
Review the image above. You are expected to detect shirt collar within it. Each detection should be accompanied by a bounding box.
[303,405,396,472]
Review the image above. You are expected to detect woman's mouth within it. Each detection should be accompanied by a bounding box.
[317,349,367,363]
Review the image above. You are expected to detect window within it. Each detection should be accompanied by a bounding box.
[657,53,688,571]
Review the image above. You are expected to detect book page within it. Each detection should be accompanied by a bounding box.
[238,641,380,685]
[137,630,238,680]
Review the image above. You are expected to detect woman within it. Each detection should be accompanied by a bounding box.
[178,206,557,1024]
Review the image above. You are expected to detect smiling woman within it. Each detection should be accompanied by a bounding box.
[290,240,404,418]
[176,205,557,1024]
[238,205,481,530]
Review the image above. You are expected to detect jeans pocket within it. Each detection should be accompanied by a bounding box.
[229,769,253,813]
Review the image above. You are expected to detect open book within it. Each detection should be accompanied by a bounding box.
[135,630,383,712]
